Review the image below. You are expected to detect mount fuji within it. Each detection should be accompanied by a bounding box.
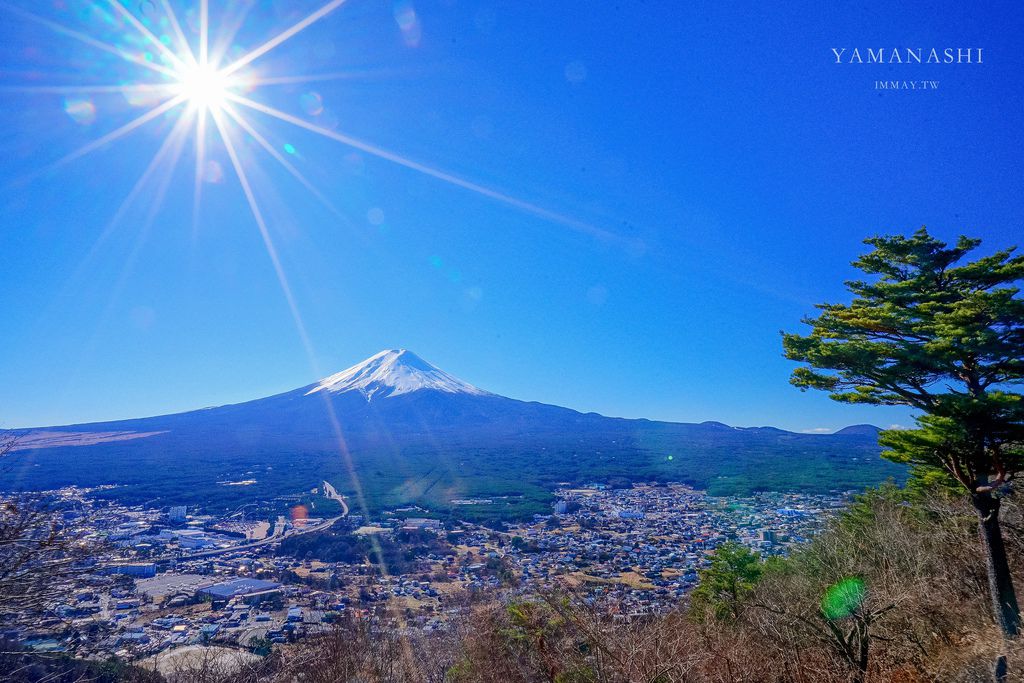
[2,350,903,518]
[306,349,490,400]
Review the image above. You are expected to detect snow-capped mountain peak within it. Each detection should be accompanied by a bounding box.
[306,349,488,400]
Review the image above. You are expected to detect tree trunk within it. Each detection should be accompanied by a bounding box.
[972,493,1021,638]
[856,619,870,683]
[973,493,1020,683]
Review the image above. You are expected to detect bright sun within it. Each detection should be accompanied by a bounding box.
[176,63,230,111]
[26,0,596,258]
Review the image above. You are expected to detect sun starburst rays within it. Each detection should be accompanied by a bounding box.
[2,2,180,79]
[219,0,349,77]
[107,0,188,72]
[220,103,344,219]
[198,0,209,65]
[158,0,194,66]
[227,91,617,241]
[8,0,612,266]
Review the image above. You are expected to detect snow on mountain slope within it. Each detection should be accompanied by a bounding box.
[305,349,489,400]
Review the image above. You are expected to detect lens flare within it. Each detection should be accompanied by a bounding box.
[63,97,97,125]
[821,577,866,619]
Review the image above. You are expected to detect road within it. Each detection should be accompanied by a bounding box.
[321,480,350,516]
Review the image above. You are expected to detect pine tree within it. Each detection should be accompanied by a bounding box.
[782,228,1024,674]
[690,541,764,622]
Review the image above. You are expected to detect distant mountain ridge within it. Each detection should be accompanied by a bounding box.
[1,350,906,519]
[834,424,883,436]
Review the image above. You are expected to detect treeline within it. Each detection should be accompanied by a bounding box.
[276,524,454,575]
[0,642,163,683]
[276,522,368,564]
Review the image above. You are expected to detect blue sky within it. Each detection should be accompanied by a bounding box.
[0,0,1021,432]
